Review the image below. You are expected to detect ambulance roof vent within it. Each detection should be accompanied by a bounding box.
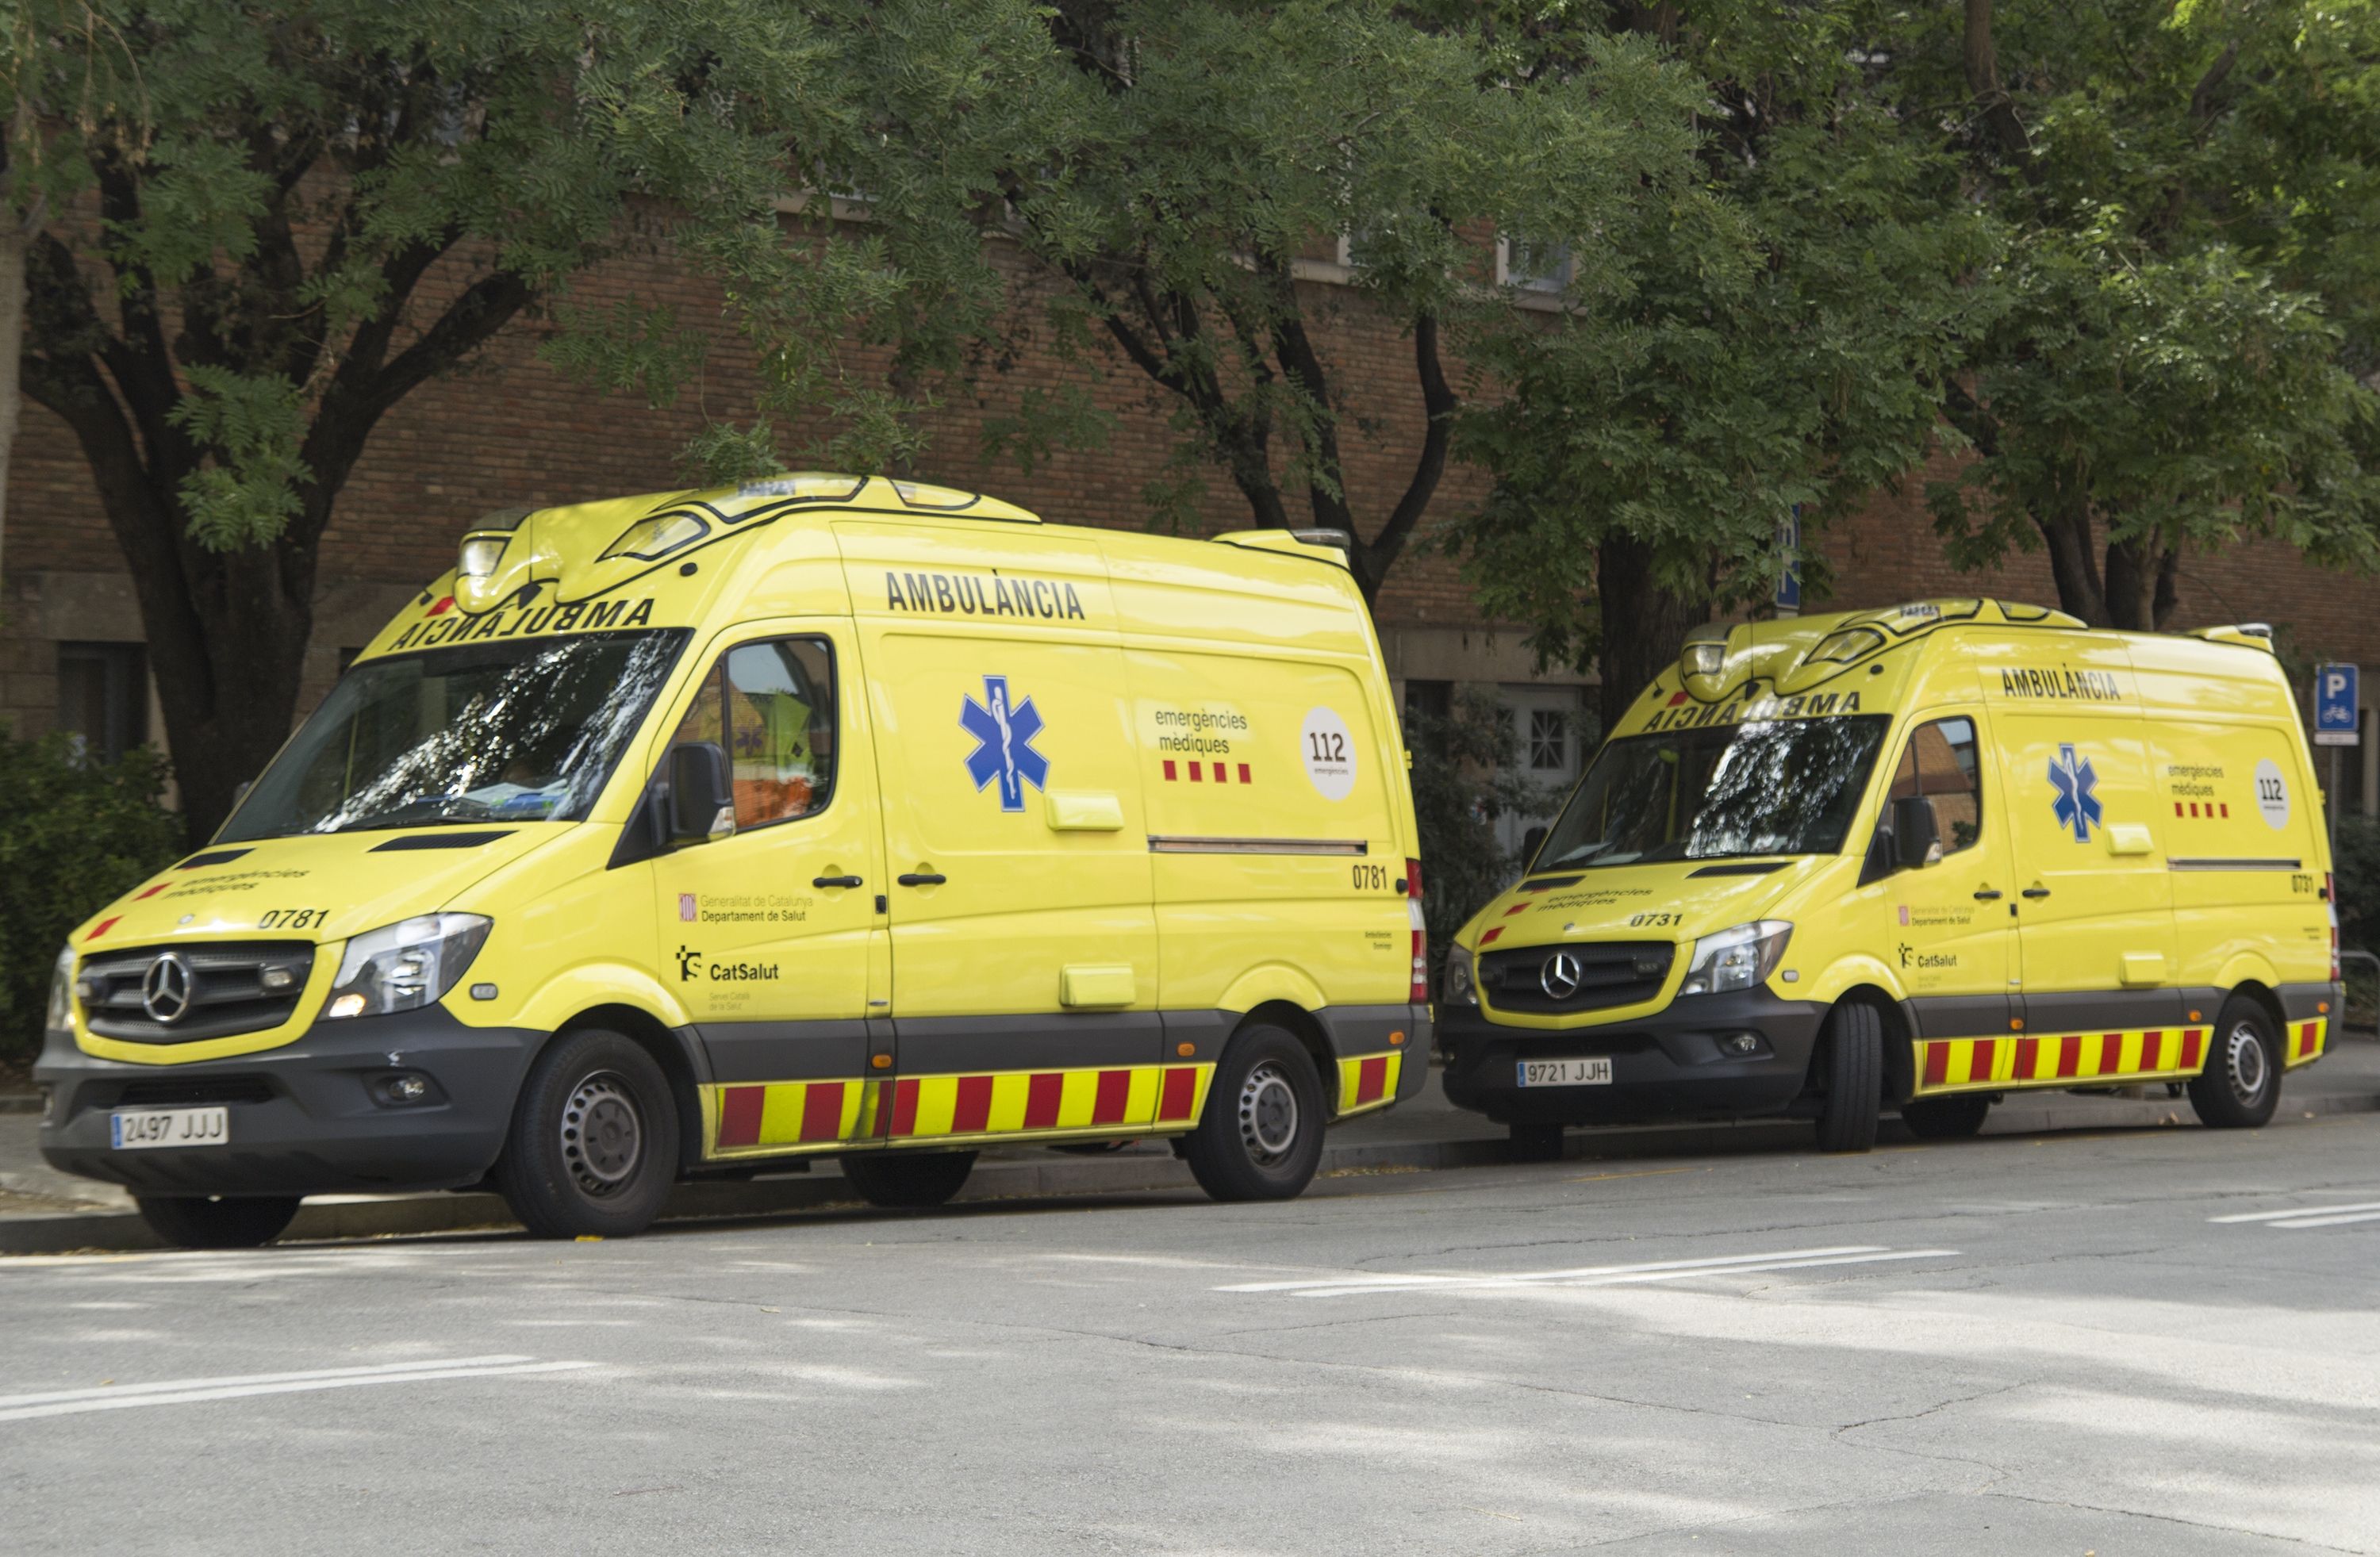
[2186,623,2278,651]
[1211,529,1353,569]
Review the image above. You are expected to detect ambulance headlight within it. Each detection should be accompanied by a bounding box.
[45,944,77,1031]
[324,914,493,1019]
[1445,943,1478,1007]
[1677,921,1792,997]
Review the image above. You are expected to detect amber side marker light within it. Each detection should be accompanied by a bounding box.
[2319,1001,2332,1015]
[2010,1018,2025,1031]
[1388,1031,1407,1047]
[1176,1041,1196,1058]
[870,1054,892,1070]
[2190,1010,2203,1022]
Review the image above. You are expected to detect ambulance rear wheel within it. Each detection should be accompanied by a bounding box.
[1814,1000,1883,1153]
[839,1150,977,1210]
[493,1029,680,1239]
[2188,999,2282,1129]
[135,1194,300,1249]
[1182,1024,1326,1202]
[1900,1094,1991,1139]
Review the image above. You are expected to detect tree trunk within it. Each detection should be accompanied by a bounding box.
[1595,531,1708,733]
[2035,499,2112,627]
[0,219,25,617]
[2102,533,2175,632]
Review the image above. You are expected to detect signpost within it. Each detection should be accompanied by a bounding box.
[2315,663,2359,850]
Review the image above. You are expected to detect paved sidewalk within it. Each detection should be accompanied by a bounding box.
[6,1039,2377,1254]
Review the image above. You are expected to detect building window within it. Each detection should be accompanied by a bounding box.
[56,642,148,764]
[1402,679,1453,753]
[1499,234,1573,295]
[1528,708,1569,773]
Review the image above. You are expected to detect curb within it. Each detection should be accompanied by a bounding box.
[6,1083,2378,1257]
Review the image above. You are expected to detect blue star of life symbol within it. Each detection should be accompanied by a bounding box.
[2048,742,2102,842]
[961,674,1049,812]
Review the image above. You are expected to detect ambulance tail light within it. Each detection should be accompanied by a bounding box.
[1407,858,1429,1004]
[2329,873,2342,982]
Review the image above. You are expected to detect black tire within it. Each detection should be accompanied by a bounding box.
[493,1029,680,1239]
[1901,1093,1992,1140]
[1510,1121,1565,1163]
[839,1149,977,1210]
[2188,997,2283,1129]
[1814,1000,1883,1153]
[1180,1022,1327,1202]
[135,1195,300,1250]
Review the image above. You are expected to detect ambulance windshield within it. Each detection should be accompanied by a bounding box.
[1535,715,1891,870]
[218,631,689,841]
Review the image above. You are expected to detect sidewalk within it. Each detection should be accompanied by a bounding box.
[7,1041,2378,1255]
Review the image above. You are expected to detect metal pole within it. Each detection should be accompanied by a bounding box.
[2332,746,2342,856]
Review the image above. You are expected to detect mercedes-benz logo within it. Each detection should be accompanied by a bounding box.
[141,952,195,1025]
[1539,951,1583,1001]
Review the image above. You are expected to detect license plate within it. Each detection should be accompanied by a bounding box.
[1516,1057,1613,1087]
[110,1106,229,1150]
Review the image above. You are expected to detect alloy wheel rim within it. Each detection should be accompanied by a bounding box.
[1238,1061,1300,1166]
[2225,1022,2270,1103]
[562,1071,643,1196]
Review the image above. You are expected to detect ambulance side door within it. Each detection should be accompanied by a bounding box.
[1994,698,2187,1065]
[1871,712,2020,1049]
[649,624,889,1156]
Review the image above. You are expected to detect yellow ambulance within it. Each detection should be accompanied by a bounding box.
[35,475,1429,1246]
[1440,599,2341,1157]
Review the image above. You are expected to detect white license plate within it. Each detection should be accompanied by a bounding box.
[110,1106,229,1150]
[1516,1057,1613,1088]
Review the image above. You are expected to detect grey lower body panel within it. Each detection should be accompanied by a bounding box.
[35,1007,543,1198]
[1438,990,1825,1126]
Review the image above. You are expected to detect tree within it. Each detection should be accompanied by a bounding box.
[1444,5,1992,727]
[1907,0,2380,629]
[942,0,1707,604]
[1,0,136,598]
[16,1,1002,836]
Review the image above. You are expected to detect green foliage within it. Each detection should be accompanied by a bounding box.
[0,734,184,1064]
[1884,0,2380,627]
[2335,812,2380,955]
[166,365,310,549]
[1407,689,1561,985]
[1445,5,1993,677]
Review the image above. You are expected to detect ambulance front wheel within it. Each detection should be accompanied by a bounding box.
[1181,1023,1326,1202]
[1814,1000,1883,1153]
[2187,999,2282,1129]
[839,1150,977,1209]
[493,1029,681,1239]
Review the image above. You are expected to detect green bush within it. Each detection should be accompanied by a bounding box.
[2336,813,2380,955]
[1407,688,1564,992]
[0,735,186,1064]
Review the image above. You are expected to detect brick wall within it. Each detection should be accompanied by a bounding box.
[8,231,2379,750]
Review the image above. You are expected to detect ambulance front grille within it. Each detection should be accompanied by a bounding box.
[1480,941,1674,1014]
[79,942,316,1044]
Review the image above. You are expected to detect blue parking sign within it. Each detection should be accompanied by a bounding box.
[2316,663,2359,747]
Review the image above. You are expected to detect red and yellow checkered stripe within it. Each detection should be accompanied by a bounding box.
[1334,1051,1403,1118]
[701,1063,1218,1160]
[1915,1018,2328,1095]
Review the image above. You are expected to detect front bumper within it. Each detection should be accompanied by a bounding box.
[34,1007,542,1198]
[1438,987,1826,1125]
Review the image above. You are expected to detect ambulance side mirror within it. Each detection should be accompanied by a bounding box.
[669,742,735,846]
[1891,796,1942,872]
[1522,826,1549,869]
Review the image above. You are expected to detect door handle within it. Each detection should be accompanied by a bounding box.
[812,874,863,889]
[896,872,947,888]
[1973,889,2003,901]
[2022,887,2052,899]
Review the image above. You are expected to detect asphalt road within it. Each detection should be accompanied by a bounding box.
[3,1114,2376,1555]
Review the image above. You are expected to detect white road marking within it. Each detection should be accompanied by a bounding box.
[1220,1244,1960,1299]
[2209,1199,2380,1227]
[0,1355,592,1423]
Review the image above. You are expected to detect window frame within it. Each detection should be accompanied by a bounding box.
[1887,714,1984,860]
[662,632,842,839]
